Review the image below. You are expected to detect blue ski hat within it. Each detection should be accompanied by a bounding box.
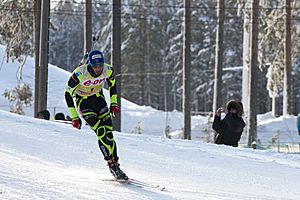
[88,50,104,65]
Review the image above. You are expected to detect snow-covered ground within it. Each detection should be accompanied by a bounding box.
[1,45,300,199]
[1,110,300,200]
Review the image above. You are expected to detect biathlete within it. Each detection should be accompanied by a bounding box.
[65,50,127,180]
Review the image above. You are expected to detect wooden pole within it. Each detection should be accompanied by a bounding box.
[111,0,122,131]
[247,0,259,147]
[38,0,50,112]
[34,0,41,117]
[213,0,224,115]
[183,0,191,140]
[84,0,92,53]
[283,0,292,116]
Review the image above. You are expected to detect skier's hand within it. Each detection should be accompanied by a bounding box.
[110,105,120,117]
[72,118,82,129]
[216,107,224,117]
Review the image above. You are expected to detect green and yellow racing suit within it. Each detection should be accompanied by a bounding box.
[65,63,119,161]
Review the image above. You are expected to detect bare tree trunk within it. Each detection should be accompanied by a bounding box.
[34,0,41,117]
[242,0,251,117]
[38,0,50,112]
[84,0,92,53]
[111,0,121,131]
[247,0,259,147]
[272,96,277,117]
[183,0,191,140]
[146,27,151,106]
[212,0,225,142]
[283,0,292,116]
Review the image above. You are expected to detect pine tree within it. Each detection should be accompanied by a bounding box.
[0,0,34,62]
[49,0,84,71]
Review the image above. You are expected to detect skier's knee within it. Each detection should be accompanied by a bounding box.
[96,126,106,138]
[106,131,114,140]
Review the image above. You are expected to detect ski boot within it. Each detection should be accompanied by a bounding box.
[108,161,128,180]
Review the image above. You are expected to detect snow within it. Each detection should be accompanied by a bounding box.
[1,110,300,200]
[1,45,300,199]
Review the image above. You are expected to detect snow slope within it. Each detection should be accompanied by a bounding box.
[1,110,300,200]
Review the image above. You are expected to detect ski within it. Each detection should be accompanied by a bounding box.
[102,178,166,191]
[129,178,166,191]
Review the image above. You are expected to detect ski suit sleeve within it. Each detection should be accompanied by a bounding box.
[106,66,118,106]
[65,72,80,119]
[212,115,226,133]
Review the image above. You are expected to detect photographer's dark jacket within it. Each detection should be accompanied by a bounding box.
[212,114,245,147]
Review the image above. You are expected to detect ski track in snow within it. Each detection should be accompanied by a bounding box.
[0,149,221,200]
[0,148,290,200]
